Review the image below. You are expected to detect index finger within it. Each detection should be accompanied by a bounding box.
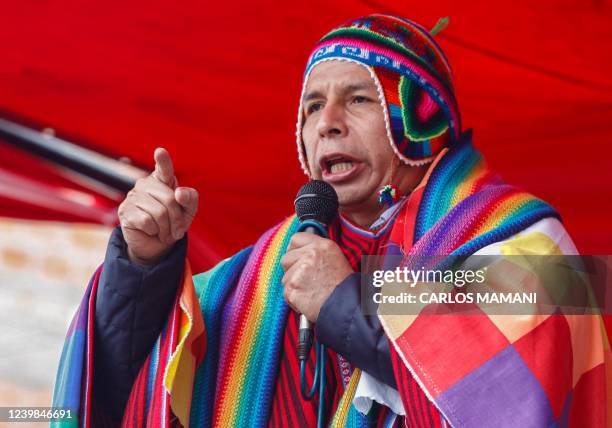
[286,232,322,251]
[280,246,307,271]
[153,147,176,188]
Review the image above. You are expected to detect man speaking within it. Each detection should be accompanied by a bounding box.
[53,14,609,427]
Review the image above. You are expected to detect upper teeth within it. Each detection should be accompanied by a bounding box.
[330,161,353,174]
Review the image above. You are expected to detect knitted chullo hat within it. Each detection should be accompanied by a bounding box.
[296,14,461,176]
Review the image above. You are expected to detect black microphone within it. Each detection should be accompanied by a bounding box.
[293,180,339,361]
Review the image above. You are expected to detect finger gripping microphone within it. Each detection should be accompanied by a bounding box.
[293,180,339,361]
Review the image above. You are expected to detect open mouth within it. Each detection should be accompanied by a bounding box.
[328,158,353,173]
[319,154,363,183]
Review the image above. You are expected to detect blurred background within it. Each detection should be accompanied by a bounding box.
[1,0,611,424]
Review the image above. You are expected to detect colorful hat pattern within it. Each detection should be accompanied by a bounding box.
[296,14,461,175]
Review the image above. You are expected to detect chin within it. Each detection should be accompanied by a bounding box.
[335,187,373,209]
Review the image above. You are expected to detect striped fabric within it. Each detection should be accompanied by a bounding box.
[52,138,609,427]
[52,259,206,428]
[51,267,101,428]
[196,219,300,427]
[328,208,396,271]
[267,310,344,427]
[378,141,611,426]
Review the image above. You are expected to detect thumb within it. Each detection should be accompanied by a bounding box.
[175,187,199,218]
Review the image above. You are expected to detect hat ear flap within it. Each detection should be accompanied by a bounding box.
[399,75,449,141]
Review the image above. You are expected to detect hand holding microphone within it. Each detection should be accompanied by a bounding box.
[280,180,353,358]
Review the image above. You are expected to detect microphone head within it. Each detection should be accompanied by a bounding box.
[294,180,339,226]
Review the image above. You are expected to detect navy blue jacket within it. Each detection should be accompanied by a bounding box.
[93,226,395,420]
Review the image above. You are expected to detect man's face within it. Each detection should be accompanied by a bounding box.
[301,61,396,212]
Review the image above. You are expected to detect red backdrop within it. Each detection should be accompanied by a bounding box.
[1,1,611,270]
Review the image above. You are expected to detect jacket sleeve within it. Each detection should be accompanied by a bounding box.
[315,272,397,389]
[92,226,188,420]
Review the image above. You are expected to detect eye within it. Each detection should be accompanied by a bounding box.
[306,102,323,115]
[352,95,370,104]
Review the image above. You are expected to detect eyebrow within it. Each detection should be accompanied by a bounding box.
[303,81,375,102]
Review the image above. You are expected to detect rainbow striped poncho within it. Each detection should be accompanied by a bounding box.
[52,140,611,427]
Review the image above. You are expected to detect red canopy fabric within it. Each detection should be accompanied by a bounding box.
[1,1,611,270]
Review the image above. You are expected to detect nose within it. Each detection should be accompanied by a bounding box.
[315,102,348,139]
